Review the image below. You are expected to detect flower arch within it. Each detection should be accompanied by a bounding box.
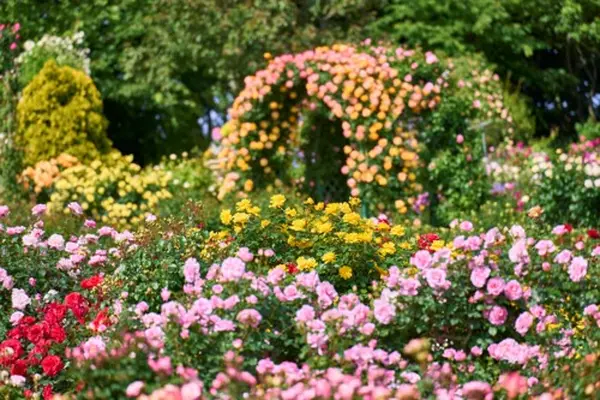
[210,42,512,213]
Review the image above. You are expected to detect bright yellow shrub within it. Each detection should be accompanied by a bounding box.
[16,60,111,166]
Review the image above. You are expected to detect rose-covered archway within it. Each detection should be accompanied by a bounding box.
[210,42,513,214]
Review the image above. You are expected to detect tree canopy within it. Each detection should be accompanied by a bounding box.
[2,0,599,160]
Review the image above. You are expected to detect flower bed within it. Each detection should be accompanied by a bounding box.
[0,198,598,399]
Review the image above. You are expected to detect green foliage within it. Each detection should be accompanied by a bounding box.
[0,73,26,203]
[427,138,492,226]
[576,119,600,140]
[370,0,600,137]
[16,60,111,166]
[502,82,536,142]
[15,32,90,88]
[157,152,217,219]
[532,150,600,227]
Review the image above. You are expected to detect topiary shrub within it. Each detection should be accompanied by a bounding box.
[15,60,111,166]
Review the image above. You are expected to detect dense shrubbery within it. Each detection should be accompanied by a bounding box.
[15,60,111,166]
[486,137,600,227]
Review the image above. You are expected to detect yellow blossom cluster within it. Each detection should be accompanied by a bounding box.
[203,195,420,286]
[47,152,172,229]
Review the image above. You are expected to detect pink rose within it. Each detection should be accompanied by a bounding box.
[31,204,47,216]
[68,202,84,215]
[459,221,473,231]
[237,247,254,263]
[462,381,492,399]
[488,305,508,326]
[373,299,396,324]
[486,277,505,297]
[126,381,145,397]
[183,258,201,283]
[515,312,534,336]
[504,280,523,301]
[181,381,202,400]
[568,256,587,282]
[410,250,432,269]
[236,309,262,328]
[470,267,491,288]
[220,257,245,282]
[424,268,450,290]
[534,240,555,256]
[47,233,65,250]
[295,305,315,323]
[11,288,30,310]
[470,346,483,356]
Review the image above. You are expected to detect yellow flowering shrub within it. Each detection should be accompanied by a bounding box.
[200,195,428,289]
[16,60,111,166]
[47,152,172,229]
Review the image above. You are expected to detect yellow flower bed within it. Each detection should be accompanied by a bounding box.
[47,152,172,229]
[201,195,422,287]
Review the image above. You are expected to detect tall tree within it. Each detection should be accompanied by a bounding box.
[370,0,600,138]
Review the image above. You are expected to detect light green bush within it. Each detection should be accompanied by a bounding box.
[16,60,111,166]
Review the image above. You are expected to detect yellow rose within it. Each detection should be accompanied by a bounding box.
[378,241,396,256]
[339,266,353,280]
[270,194,286,208]
[321,252,336,264]
[314,221,333,234]
[290,219,307,232]
[391,225,405,236]
[233,212,249,224]
[342,212,361,225]
[297,256,317,271]
[220,209,232,225]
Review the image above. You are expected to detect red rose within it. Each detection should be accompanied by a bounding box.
[90,308,111,332]
[43,303,67,324]
[418,232,440,251]
[18,316,36,326]
[10,359,28,376]
[24,389,33,398]
[42,384,53,400]
[48,324,66,343]
[588,229,600,239]
[0,339,23,366]
[26,345,48,366]
[41,355,63,377]
[7,327,23,340]
[25,323,46,345]
[286,263,298,274]
[80,275,103,290]
[564,223,573,233]
[64,292,89,323]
